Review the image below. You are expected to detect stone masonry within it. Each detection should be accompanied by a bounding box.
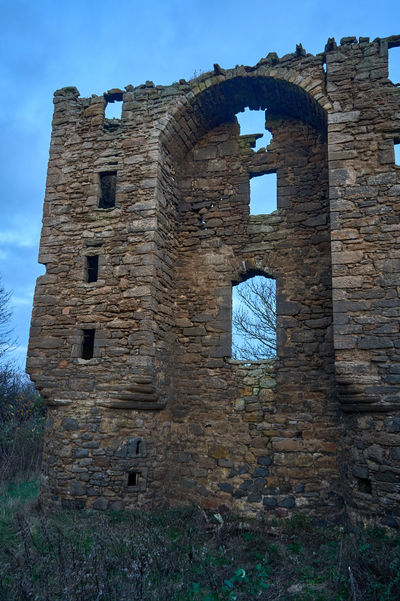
[27,35,400,527]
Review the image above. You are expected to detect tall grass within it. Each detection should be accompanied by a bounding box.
[0,482,400,601]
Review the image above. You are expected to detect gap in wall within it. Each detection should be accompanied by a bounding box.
[250,173,277,215]
[389,47,400,84]
[99,171,117,208]
[232,274,276,361]
[128,471,139,487]
[395,140,400,166]
[86,255,99,283]
[81,329,95,360]
[105,100,122,119]
[236,108,272,151]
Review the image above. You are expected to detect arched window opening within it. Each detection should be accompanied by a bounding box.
[232,274,276,361]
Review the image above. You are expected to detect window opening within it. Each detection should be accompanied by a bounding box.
[99,171,116,208]
[232,274,276,361]
[236,108,272,151]
[105,100,122,119]
[388,46,400,84]
[86,255,99,283]
[81,329,95,360]
[356,477,372,495]
[135,440,142,455]
[104,91,123,120]
[128,471,139,487]
[395,139,400,166]
[250,172,277,215]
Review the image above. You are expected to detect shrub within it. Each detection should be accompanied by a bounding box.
[0,364,45,482]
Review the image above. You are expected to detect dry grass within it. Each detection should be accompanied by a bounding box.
[1,480,400,601]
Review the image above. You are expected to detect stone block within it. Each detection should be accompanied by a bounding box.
[70,481,86,496]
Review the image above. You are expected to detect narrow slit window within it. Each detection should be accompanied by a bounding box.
[86,255,99,283]
[232,274,276,361]
[250,173,277,215]
[99,171,117,209]
[135,440,142,456]
[81,329,95,360]
[128,471,139,487]
[389,46,400,84]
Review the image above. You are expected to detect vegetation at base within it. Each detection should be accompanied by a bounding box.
[0,364,45,482]
[1,482,400,601]
[0,273,46,485]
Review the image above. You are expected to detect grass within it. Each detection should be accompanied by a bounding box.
[0,479,400,600]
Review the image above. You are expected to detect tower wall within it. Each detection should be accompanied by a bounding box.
[28,35,400,525]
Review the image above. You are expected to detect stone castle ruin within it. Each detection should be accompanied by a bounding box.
[28,35,400,527]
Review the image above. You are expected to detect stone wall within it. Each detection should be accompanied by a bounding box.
[28,35,400,527]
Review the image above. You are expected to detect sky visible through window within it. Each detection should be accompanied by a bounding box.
[232,274,277,361]
[389,47,400,84]
[236,109,277,214]
[105,101,122,119]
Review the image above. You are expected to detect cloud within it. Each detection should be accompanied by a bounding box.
[13,295,33,307]
[0,226,40,248]
[7,344,28,369]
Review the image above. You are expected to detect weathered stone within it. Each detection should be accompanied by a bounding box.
[62,417,79,431]
[70,481,86,496]
[27,37,400,528]
[257,456,273,466]
[73,449,89,458]
[278,497,296,508]
[208,445,227,459]
[218,482,233,493]
[263,497,278,508]
[93,498,109,510]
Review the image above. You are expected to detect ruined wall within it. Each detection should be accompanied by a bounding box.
[327,37,400,526]
[27,35,400,526]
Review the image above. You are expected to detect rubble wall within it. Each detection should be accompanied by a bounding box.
[27,35,400,526]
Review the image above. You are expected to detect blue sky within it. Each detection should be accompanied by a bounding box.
[0,0,399,368]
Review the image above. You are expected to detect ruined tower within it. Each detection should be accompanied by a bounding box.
[28,35,400,527]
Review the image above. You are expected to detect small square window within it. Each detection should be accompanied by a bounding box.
[356,477,372,495]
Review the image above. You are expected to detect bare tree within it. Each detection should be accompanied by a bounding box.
[232,276,276,360]
[0,277,13,361]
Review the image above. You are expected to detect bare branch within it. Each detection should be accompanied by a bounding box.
[0,276,14,361]
[232,276,276,361]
